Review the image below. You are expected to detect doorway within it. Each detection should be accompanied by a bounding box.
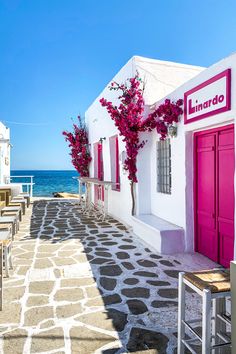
[195,124,235,267]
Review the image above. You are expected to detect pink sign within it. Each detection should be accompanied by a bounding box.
[184,69,231,124]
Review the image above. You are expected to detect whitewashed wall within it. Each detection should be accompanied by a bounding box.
[144,53,236,253]
[0,122,10,184]
[85,56,204,228]
[86,58,134,225]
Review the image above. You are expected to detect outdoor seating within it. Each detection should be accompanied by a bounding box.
[18,193,30,207]
[0,190,26,215]
[78,177,113,220]
[0,224,12,237]
[0,230,13,279]
[0,190,10,206]
[0,191,22,239]
[0,216,18,238]
[9,198,26,215]
[0,188,30,210]
[1,207,22,222]
[0,211,20,228]
[0,224,12,231]
[0,189,23,215]
[178,269,231,353]
[0,189,27,311]
[0,201,5,209]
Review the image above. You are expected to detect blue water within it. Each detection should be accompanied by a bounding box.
[10,170,80,197]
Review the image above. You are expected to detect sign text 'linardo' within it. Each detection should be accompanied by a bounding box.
[184,69,231,124]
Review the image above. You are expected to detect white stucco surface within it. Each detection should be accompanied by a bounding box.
[85,56,204,232]
[148,53,236,253]
[85,53,236,255]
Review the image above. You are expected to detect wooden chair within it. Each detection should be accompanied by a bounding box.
[9,199,26,215]
[0,220,16,239]
[0,189,11,206]
[178,269,231,353]
[0,189,30,210]
[1,207,22,222]
[18,193,31,207]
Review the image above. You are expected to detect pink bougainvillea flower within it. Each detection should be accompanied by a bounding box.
[100,73,183,183]
[62,116,92,177]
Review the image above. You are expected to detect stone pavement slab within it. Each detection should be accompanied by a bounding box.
[0,200,218,353]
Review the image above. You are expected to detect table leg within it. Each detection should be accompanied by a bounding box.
[103,186,109,219]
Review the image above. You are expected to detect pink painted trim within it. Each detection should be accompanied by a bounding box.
[194,123,234,137]
[93,142,104,202]
[93,142,98,178]
[97,143,103,180]
[109,135,120,191]
[184,69,231,124]
[193,134,197,252]
[115,136,120,191]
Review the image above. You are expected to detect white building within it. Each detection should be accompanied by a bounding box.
[85,54,235,268]
[0,122,24,197]
[0,122,11,184]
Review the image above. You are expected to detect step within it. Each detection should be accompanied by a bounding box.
[132,214,184,254]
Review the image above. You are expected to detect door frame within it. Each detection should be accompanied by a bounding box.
[193,123,235,256]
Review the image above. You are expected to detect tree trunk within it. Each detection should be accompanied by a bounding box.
[130,181,136,216]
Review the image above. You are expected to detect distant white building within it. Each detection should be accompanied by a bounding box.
[0,122,11,184]
[85,54,236,268]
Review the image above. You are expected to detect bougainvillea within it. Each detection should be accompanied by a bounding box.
[100,74,183,214]
[100,75,183,183]
[100,74,146,184]
[62,116,92,177]
[143,98,183,140]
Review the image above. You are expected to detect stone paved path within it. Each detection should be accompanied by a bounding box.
[0,199,217,354]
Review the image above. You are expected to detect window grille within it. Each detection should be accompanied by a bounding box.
[157,139,171,194]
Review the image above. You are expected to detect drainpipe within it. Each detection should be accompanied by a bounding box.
[231,261,236,352]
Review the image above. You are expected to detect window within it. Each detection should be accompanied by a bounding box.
[109,135,120,191]
[157,139,171,194]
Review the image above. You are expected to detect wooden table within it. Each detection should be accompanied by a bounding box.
[78,177,113,219]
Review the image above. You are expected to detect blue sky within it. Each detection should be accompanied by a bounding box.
[0,0,236,170]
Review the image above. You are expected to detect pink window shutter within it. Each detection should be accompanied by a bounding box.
[109,135,120,191]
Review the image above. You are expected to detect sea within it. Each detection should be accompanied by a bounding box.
[10,170,81,197]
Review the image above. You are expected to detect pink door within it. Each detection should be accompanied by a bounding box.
[218,128,235,267]
[93,142,104,204]
[195,125,235,267]
[196,132,218,262]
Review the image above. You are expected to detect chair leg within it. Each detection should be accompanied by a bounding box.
[4,246,9,278]
[202,289,212,354]
[12,222,16,240]
[178,272,185,354]
[212,298,219,354]
[214,298,227,354]
[9,245,13,270]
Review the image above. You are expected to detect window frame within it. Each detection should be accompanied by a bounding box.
[156,139,171,194]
